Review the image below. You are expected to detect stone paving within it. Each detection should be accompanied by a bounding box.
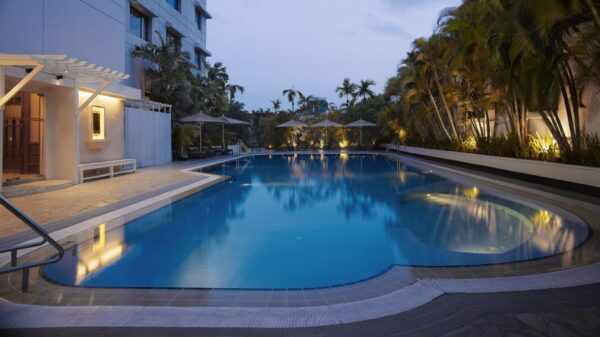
[1,284,599,336]
[0,157,235,249]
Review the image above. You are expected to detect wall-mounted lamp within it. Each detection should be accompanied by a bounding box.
[56,75,64,81]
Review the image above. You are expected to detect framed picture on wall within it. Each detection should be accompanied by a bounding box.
[91,106,105,141]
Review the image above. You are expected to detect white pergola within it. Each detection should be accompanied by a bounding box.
[0,54,131,190]
[0,54,129,115]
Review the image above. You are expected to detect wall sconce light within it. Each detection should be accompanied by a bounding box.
[56,75,64,81]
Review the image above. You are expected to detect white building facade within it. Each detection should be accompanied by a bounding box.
[0,0,211,192]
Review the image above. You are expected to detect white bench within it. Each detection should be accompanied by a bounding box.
[78,159,137,182]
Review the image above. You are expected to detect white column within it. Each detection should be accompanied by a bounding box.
[0,66,4,192]
[73,80,81,184]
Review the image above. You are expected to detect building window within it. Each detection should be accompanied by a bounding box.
[129,7,149,41]
[91,106,106,141]
[195,9,203,31]
[166,0,180,11]
[166,29,181,47]
[194,49,205,69]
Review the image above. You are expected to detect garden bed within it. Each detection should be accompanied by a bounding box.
[383,144,600,189]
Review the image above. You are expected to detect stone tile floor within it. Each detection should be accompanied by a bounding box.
[1,284,599,336]
[0,156,237,249]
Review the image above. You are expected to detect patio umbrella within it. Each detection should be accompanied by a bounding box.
[277,120,309,128]
[277,120,308,149]
[310,119,343,128]
[346,119,376,146]
[180,113,224,150]
[310,119,344,148]
[217,115,250,149]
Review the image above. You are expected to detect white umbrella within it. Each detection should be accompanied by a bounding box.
[217,115,250,149]
[346,119,376,146]
[180,113,224,150]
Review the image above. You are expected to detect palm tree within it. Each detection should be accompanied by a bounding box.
[227,84,245,103]
[200,62,231,115]
[282,88,298,112]
[398,55,453,142]
[336,78,358,112]
[328,102,338,113]
[358,79,376,102]
[225,84,245,118]
[271,99,282,113]
[132,35,196,120]
[207,62,229,90]
[297,92,314,121]
[412,36,461,143]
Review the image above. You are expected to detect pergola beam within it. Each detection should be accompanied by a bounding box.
[0,64,44,107]
[78,80,110,116]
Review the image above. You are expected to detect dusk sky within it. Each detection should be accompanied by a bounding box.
[208,0,461,111]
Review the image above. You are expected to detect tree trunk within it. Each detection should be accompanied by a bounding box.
[428,89,454,142]
[431,65,460,142]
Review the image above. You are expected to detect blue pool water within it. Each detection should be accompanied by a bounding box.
[45,154,589,289]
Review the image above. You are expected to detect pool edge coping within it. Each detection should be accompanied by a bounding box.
[1,262,600,329]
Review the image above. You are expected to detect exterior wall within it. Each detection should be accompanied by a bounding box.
[125,0,210,89]
[0,0,127,74]
[78,93,126,164]
[124,107,171,167]
[582,83,600,136]
[4,71,80,182]
[0,0,210,182]
[45,86,78,181]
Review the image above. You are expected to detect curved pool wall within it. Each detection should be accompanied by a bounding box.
[44,154,589,289]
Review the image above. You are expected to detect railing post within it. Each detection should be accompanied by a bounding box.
[10,249,17,267]
[21,268,29,292]
[0,195,65,293]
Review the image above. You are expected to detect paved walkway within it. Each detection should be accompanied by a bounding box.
[0,157,233,249]
[1,284,599,336]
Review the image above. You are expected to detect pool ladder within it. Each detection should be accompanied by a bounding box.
[238,139,251,154]
[0,195,64,292]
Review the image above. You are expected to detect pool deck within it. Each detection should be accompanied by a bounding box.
[1,151,600,336]
[0,155,245,250]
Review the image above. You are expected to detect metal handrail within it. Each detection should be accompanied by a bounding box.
[238,139,250,154]
[0,195,64,292]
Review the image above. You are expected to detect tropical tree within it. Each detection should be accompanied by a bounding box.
[227,84,245,105]
[297,92,314,121]
[132,35,197,120]
[336,78,358,112]
[271,99,282,113]
[282,88,298,112]
[358,79,376,102]
[384,0,600,164]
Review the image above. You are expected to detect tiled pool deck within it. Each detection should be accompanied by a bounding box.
[1,151,600,335]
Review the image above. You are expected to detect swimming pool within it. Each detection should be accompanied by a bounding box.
[44,154,589,289]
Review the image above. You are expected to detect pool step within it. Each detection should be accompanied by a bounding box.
[1,179,74,198]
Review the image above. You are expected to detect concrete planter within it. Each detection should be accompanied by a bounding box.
[383,144,600,188]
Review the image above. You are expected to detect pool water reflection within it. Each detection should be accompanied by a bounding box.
[44,154,589,289]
